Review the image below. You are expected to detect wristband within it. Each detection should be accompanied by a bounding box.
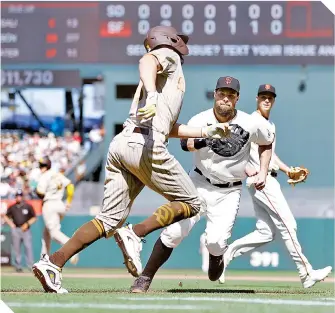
[194,138,207,150]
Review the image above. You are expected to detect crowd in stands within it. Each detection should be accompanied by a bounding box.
[0,131,87,199]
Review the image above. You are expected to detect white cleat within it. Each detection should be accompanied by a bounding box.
[32,254,68,293]
[302,266,332,288]
[114,224,143,277]
[70,254,79,265]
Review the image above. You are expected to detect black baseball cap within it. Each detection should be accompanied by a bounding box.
[215,76,240,93]
[258,84,276,97]
[15,189,23,197]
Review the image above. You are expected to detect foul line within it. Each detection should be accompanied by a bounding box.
[119,296,335,307]
[6,302,208,310]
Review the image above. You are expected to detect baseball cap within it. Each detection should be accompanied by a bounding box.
[258,84,276,97]
[15,189,23,197]
[215,76,240,93]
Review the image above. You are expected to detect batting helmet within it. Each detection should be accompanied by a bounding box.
[144,26,189,56]
[39,156,51,170]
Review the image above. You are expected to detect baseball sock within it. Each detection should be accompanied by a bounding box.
[142,238,173,279]
[49,219,105,268]
[133,201,191,237]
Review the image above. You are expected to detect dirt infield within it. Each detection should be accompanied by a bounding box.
[2,272,334,283]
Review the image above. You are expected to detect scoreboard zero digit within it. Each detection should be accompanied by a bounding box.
[1,1,334,65]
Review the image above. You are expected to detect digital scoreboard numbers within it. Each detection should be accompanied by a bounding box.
[99,1,334,64]
[1,69,82,88]
[1,1,334,65]
[1,1,99,63]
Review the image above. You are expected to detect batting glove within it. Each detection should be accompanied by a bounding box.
[201,123,231,139]
[137,91,158,123]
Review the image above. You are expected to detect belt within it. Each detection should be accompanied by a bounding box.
[133,127,149,135]
[194,167,242,188]
[270,170,277,178]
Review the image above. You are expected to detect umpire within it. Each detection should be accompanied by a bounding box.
[3,190,37,272]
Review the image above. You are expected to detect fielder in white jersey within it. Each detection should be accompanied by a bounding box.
[32,26,230,294]
[35,156,78,265]
[129,76,275,293]
[218,84,332,288]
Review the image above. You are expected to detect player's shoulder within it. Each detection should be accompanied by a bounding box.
[188,109,213,125]
[250,111,272,126]
[148,48,180,64]
[236,110,252,119]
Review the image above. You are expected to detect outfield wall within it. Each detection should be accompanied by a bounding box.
[1,216,334,271]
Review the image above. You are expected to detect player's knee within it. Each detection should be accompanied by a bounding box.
[49,229,62,241]
[205,234,227,256]
[160,230,182,248]
[258,228,275,242]
[160,221,189,248]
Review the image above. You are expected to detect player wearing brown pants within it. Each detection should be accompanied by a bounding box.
[32,25,230,293]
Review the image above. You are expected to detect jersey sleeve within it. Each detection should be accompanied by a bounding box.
[148,48,178,75]
[61,174,71,187]
[251,116,275,146]
[187,113,205,127]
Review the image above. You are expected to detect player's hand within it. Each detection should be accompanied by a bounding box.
[252,170,267,190]
[202,123,231,139]
[245,164,258,177]
[21,223,29,232]
[137,91,158,123]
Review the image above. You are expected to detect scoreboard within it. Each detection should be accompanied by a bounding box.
[1,1,334,65]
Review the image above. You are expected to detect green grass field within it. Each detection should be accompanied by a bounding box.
[1,267,334,313]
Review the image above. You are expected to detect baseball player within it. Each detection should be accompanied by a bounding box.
[35,157,78,265]
[32,26,230,293]
[218,84,332,288]
[129,76,275,293]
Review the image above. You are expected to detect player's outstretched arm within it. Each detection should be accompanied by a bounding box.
[169,122,231,139]
[273,153,290,175]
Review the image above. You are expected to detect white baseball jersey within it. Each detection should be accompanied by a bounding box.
[126,48,185,136]
[248,111,278,172]
[188,109,275,183]
[161,109,275,257]
[37,169,71,201]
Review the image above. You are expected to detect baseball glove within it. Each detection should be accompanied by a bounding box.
[206,124,250,157]
[287,166,310,186]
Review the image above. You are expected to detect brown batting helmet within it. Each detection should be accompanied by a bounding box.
[144,26,189,55]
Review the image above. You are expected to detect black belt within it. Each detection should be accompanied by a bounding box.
[194,167,242,188]
[270,170,277,177]
[133,127,149,135]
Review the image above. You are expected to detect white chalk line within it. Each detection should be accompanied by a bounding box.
[119,296,335,307]
[6,302,207,310]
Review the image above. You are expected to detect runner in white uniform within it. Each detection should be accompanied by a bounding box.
[218,84,332,288]
[35,156,78,265]
[128,76,275,293]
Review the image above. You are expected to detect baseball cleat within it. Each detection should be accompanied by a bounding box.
[208,254,224,281]
[69,254,79,265]
[32,254,68,293]
[114,224,143,277]
[302,266,332,288]
[130,275,152,293]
